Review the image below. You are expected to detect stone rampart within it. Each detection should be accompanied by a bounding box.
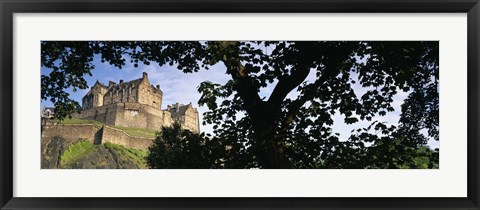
[41,123,154,150]
[72,103,117,125]
[113,102,164,131]
[102,126,154,150]
[41,124,101,144]
[73,102,167,131]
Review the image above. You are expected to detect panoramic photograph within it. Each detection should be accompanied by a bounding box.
[40,41,439,169]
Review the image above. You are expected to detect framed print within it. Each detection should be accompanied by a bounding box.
[1,0,479,209]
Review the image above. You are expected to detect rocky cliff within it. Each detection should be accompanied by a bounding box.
[41,136,148,169]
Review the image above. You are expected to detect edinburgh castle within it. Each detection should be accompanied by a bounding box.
[41,72,200,154]
[73,72,200,133]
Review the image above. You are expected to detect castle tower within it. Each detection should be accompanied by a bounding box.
[82,81,108,109]
[135,72,163,109]
[166,102,200,133]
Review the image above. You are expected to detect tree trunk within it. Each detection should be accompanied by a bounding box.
[216,41,289,168]
[252,114,288,169]
[255,133,287,169]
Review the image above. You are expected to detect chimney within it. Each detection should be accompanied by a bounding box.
[142,72,148,80]
[119,79,124,84]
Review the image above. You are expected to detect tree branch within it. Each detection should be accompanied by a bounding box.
[218,42,264,120]
[266,42,320,114]
[281,42,358,126]
[284,78,326,125]
[267,65,310,111]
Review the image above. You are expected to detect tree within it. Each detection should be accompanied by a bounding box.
[41,41,439,169]
[146,123,221,169]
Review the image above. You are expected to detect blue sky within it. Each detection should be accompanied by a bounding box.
[41,54,439,149]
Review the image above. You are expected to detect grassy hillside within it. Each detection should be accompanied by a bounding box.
[42,138,149,169]
[104,142,148,168]
[60,140,97,167]
[42,118,156,169]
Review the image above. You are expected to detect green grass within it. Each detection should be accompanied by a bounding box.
[57,117,104,127]
[58,141,148,169]
[111,125,157,138]
[104,142,149,168]
[60,140,97,167]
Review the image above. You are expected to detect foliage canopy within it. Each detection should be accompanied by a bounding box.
[42,41,439,168]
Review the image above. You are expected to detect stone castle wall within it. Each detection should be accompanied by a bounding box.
[102,126,153,150]
[183,107,199,133]
[113,102,165,130]
[72,102,173,131]
[41,124,102,144]
[72,104,117,125]
[41,123,155,150]
[103,86,139,107]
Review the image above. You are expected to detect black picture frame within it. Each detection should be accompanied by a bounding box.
[1,0,479,209]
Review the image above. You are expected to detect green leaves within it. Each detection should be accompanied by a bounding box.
[344,117,358,124]
[147,123,224,169]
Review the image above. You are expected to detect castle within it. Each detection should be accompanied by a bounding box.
[72,72,200,133]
